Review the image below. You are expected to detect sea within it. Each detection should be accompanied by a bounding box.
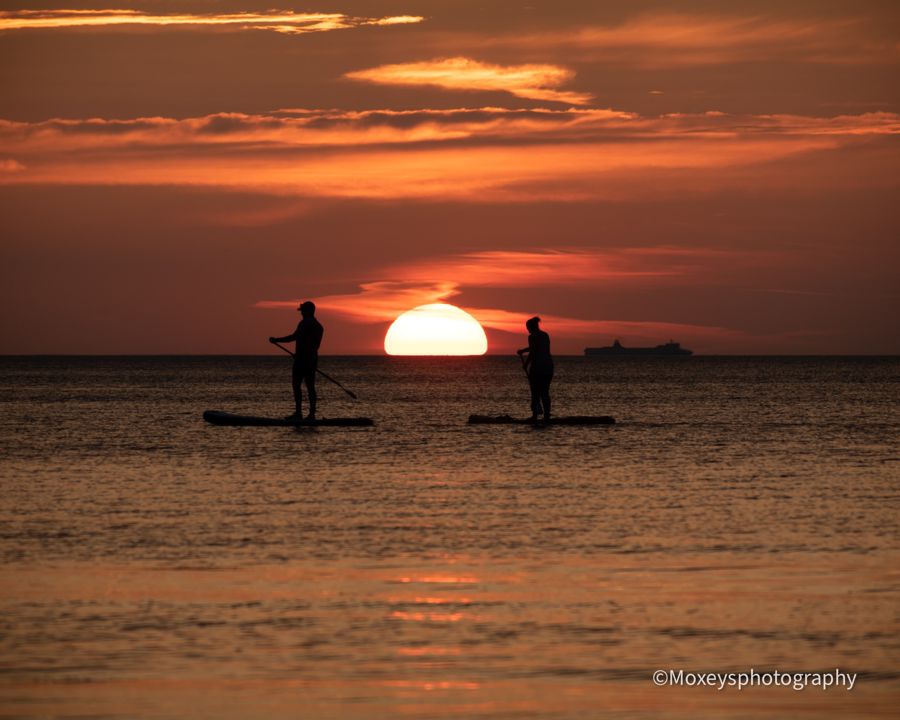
[0,355,898,719]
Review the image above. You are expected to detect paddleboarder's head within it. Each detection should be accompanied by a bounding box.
[298,301,316,317]
[526,316,541,333]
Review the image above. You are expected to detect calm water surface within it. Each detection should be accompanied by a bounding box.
[1,356,898,718]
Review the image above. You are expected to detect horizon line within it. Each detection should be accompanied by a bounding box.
[1,353,898,359]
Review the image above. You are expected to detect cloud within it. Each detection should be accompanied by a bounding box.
[0,9,423,35]
[0,158,25,172]
[257,281,459,323]
[256,281,744,348]
[1,109,897,201]
[0,136,837,201]
[468,13,900,66]
[389,248,730,286]
[254,247,752,349]
[365,16,424,27]
[0,109,637,153]
[468,308,742,345]
[256,247,713,317]
[3,109,896,153]
[345,58,593,105]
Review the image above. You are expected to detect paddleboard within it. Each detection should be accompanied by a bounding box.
[204,410,373,427]
[468,414,615,425]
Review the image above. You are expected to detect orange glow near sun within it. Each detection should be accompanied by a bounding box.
[384,303,488,356]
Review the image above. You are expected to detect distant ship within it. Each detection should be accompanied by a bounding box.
[584,339,693,357]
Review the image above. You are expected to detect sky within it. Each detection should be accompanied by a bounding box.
[1,0,898,354]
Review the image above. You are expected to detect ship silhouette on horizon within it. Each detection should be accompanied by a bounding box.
[584,339,693,357]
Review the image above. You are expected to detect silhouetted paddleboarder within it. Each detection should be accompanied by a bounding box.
[517,316,554,422]
[269,301,323,420]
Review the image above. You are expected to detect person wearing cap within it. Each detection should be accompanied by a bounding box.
[517,316,554,422]
[269,301,324,420]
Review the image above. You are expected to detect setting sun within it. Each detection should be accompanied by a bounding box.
[384,303,488,355]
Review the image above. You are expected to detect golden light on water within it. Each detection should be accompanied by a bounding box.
[384,303,488,356]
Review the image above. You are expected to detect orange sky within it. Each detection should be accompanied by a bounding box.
[1,0,898,354]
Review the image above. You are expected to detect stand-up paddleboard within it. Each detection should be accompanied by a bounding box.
[468,414,615,425]
[204,410,374,427]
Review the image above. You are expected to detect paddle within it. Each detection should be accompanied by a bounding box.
[517,350,530,380]
[271,341,358,400]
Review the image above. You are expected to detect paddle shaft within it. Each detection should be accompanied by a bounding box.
[272,341,358,400]
[518,351,531,380]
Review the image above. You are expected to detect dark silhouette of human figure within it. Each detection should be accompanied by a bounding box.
[270,301,324,420]
[517,316,553,421]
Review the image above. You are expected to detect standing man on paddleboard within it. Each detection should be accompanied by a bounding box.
[270,301,324,420]
[517,316,554,422]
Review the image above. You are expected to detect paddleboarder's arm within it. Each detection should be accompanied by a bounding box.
[270,321,303,344]
[517,345,532,370]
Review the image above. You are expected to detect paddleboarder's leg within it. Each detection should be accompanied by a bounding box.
[530,372,552,420]
[291,361,304,416]
[529,375,542,418]
[541,373,552,419]
[305,365,317,419]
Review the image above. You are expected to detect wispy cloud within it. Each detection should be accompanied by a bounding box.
[366,16,423,27]
[256,247,750,317]
[470,309,742,346]
[255,247,751,348]
[258,281,458,323]
[0,9,423,35]
[0,158,25,172]
[473,14,900,66]
[4,109,895,153]
[256,279,743,348]
[389,248,727,286]
[346,58,593,105]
